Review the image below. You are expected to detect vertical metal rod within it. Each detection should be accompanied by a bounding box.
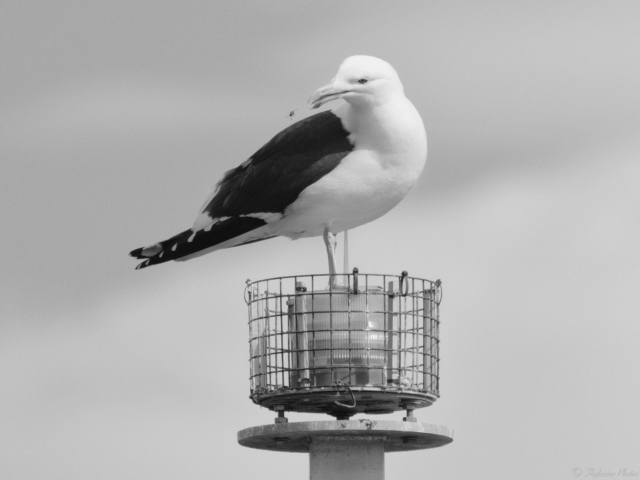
[279,280,284,388]
[347,279,352,384]
[287,297,297,387]
[434,290,440,395]
[385,281,394,385]
[343,230,349,285]
[295,282,310,385]
[363,277,368,385]
[329,283,334,383]
[259,286,267,389]
[411,279,417,386]
[422,288,432,392]
[263,287,270,388]
[248,290,254,390]
[310,276,316,386]
[399,295,405,381]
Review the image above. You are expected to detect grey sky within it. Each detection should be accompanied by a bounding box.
[1,1,639,479]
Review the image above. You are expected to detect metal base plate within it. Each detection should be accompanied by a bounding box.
[253,388,437,417]
[237,420,453,453]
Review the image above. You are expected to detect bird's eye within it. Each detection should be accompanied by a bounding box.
[358,78,368,84]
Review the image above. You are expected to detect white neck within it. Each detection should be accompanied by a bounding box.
[335,95,425,155]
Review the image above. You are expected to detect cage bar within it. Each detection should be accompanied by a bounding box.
[245,271,442,419]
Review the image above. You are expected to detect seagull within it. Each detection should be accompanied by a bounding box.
[130,56,427,285]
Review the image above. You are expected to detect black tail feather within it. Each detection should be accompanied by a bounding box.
[130,216,268,270]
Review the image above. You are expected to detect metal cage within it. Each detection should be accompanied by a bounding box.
[245,271,442,419]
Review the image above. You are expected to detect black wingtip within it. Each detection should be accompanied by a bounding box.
[130,247,145,259]
[135,259,151,270]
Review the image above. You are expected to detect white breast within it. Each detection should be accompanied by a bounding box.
[275,98,427,239]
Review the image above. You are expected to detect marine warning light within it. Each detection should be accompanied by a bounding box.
[238,270,453,480]
[245,270,441,420]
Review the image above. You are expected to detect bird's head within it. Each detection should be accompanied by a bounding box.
[309,55,404,109]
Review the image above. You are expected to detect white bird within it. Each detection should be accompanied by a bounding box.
[130,56,427,284]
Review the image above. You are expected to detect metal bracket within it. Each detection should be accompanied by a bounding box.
[434,278,443,304]
[274,406,288,424]
[352,267,359,293]
[399,271,409,296]
[244,279,252,304]
[403,403,418,422]
[332,381,357,408]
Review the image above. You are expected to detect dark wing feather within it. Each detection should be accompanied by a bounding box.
[130,217,267,269]
[202,110,353,218]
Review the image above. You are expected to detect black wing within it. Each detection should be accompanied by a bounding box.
[202,110,354,218]
[130,110,354,270]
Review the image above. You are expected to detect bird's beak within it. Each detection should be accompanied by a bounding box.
[308,83,350,109]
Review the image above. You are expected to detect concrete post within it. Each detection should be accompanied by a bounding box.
[310,436,385,480]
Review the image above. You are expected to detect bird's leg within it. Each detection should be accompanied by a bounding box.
[343,230,349,286]
[323,227,339,289]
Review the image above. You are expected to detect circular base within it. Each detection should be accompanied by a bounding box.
[237,420,453,453]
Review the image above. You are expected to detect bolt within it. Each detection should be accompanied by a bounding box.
[403,407,417,422]
[275,409,288,424]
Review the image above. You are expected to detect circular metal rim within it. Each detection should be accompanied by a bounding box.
[252,388,437,416]
[245,272,439,288]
